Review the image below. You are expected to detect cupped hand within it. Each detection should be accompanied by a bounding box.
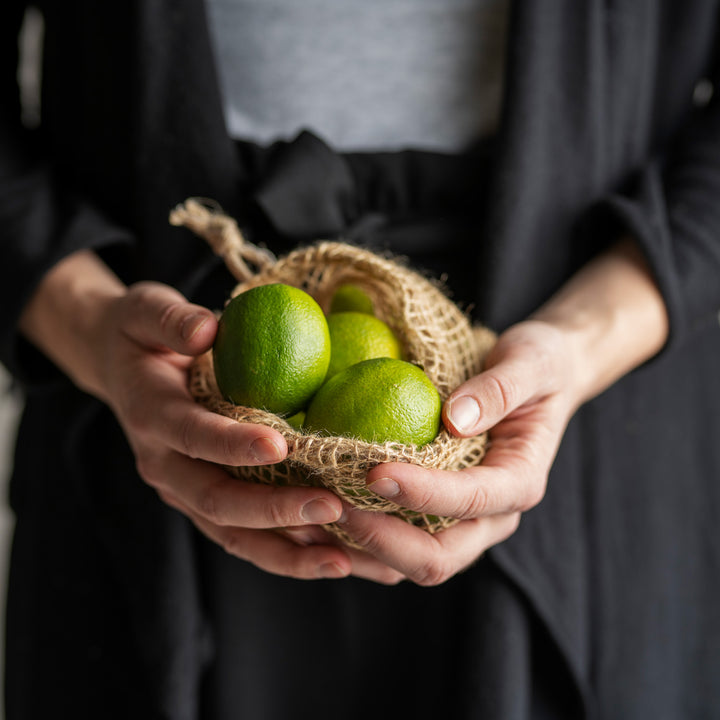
[95,281,353,580]
[328,320,582,585]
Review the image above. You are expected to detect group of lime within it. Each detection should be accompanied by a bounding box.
[212,282,442,447]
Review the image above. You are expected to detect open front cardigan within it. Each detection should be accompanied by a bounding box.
[1,1,720,718]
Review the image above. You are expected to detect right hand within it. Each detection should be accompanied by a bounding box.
[19,246,364,579]
[97,281,362,579]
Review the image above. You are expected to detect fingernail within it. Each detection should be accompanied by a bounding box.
[446,395,480,433]
[180,312,210,341]
[367,477,401,498]
[301,498,340,524]
[316,562,347,579]
[250,437,284,464]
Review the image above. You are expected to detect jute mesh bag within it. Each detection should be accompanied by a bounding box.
[171,198,496,547]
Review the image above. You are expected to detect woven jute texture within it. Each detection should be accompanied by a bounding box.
[171,198,496,547]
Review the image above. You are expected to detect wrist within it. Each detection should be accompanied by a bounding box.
[531,238,669,405]
[530,308,613,411]
[19,250,127,399]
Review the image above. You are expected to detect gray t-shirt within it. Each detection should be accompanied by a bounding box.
[206,0,510,152]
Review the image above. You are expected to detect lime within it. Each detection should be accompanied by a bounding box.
[304,357,441,447]
[329,284,375,314]
[286,410,306,430]
[213,283,330,415]
[326,312,402,379]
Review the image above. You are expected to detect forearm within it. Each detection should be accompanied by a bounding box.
[18,249,126,399]
[532,237,669,406]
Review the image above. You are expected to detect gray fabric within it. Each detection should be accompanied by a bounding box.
[206,0,510,151]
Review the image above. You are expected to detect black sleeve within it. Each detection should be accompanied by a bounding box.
[586,28,720,352]
[0,3,133,385]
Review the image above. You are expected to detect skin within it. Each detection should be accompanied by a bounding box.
[19,238,668,585]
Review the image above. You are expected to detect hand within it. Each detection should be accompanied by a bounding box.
[320,239,669,585]
[327,321,576,585]
[20,251,354,580]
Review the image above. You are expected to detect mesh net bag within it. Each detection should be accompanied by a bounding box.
[171,198,496,547]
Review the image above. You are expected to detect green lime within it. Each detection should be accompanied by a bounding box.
[304,357,441,447]
[213,283,330,415]
[286,410,306,430]
[329,284,375,314]
[326,312,401,379]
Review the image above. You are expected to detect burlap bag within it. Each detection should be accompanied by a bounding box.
[171,198,496,547]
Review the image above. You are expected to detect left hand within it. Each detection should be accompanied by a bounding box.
[288,239,669,585]
[328,320,579,585]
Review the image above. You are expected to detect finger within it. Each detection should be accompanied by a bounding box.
[343,546,407,585]
[367,407,562,520]
[365,461,534,521]
[336,508,521,586]
[280,522,406,585]
[443,367,536,438]
[190,515,353,580]
[278,525,331,546]
[443,328,562,437]
[138,447,344,529]
[119,357,290,467]
[165,473,406,585]
[120,281,217,356]
[157,393,290,466]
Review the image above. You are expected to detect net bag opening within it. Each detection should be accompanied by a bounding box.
[171,198,496,548]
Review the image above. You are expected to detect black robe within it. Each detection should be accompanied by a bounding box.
[2,1,720,718]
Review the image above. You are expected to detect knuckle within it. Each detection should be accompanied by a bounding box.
[375,569,406,586]
[520,477,547,512]
[218,431,237,466]
[457,483,490,518]
[412,558,452,587]
[177,412,200,459]
[136,454,164,489]
[346,524,384,557]
[264,486,294,528]
[266,502,289,530]
[155,487,181,511]
[197,483,225,525]
[220,531,247,559]
[282,553,322,581]
[411,487,437,515]
[125,282,188,340]
[507,457,548,513]
[214,425,245,467]
[125,282,154,317]
[485,372,517,416]
[492,514,522,549]
[158,300,185,337]
[507,513,522,536]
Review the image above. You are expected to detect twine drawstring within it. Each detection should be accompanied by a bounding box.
[169,197,276,283]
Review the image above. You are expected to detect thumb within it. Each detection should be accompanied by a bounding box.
[442,333,554,437]
[121,281,218,355]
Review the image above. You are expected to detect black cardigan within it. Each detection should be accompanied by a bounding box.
[2,1,720,719]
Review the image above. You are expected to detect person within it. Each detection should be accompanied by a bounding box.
[2,1,719,718]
